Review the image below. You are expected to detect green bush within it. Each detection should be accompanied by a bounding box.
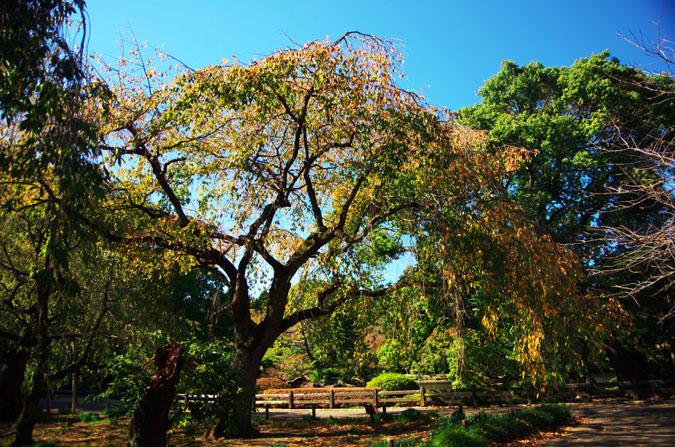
[366,372,417,391]
[429,405,571,447]
[178,340,240,437]
[432,425,488,447]
[539,404,571,424]
[503,414,533,438]
[396,408,431,423]
[102,407,126,418]
[370,438,424,447]
[308,367,341,384]
[78,412,101,423]
[520,408,555,429]
[470,420,510,443]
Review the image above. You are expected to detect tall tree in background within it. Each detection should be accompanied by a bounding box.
[459,51,675,380]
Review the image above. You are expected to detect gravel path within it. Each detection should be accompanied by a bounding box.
[539,400,675,446]
[258,399,675,446]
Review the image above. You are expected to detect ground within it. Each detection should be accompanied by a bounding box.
[0,414,437,447]
[0,400,673,446]
[538,400,675,446]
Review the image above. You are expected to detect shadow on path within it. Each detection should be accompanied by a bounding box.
[540,400,675,446]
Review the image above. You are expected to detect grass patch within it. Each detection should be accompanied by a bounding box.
[78,412,102,423]
[369,437,424,447]
[429,404,571,447]
[396,409,435,423]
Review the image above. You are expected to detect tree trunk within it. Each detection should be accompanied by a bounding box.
[12,378,45,447]
[223,268,294,437]
[128,341,185,447]
[71,344,76,413]
[12,283,51,447]
[606,339,648,400]
[230,350,263,437]
[0,347,29,422]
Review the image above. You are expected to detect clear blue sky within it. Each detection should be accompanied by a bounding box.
[85,0,674,111]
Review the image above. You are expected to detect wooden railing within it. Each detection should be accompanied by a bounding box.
[173,378,675,418]
[252,378,675,411]
[255,388,425,409]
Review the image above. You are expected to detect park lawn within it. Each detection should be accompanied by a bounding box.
[0,414,436,446]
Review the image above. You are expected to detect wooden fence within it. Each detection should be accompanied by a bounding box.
[255,388,422,409]
[173,378,675,419]
[252,378,675,411]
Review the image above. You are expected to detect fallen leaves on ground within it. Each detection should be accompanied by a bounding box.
[0,414,586,446]
[0,415,435,446]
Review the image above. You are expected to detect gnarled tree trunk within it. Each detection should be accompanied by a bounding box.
[0,347,29,422]
[12,281,51,447]
[129,340,185,447]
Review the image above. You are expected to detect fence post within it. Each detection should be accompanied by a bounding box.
[525,385,532,405]
[373,388,379,408]
[630,376,640,401]
[585,377,593,402]
[329,388,335,409]
[288,390,295,409]
[420,386,426,407]
[265,404,269,420]
[471,385,477,407]
[311,404,316,419]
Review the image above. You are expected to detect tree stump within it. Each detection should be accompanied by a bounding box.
[129,340,185,447]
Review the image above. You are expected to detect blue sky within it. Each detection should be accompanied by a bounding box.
[85,0,674,110]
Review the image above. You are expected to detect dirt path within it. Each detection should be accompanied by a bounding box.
[257,403,523,421]
[538,400,675,446]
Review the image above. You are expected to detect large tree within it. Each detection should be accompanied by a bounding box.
[97,33,594,433]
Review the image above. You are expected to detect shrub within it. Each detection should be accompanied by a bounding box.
[448,406,465,424]
[470,420,510,443]
[262,386,370,394]
[366,372,417,391]
[429,405,571,447]
[256,377,289,390]
[102,407,126,418]
[397,409,431,423]
[519,408,555,429]
[432,425,488,447]
[178,340,240,438]
[308,367,340,384]
[370,438,424,447]
[78,412,101,423]
[539,404,571,424]
[500,414,533,438]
